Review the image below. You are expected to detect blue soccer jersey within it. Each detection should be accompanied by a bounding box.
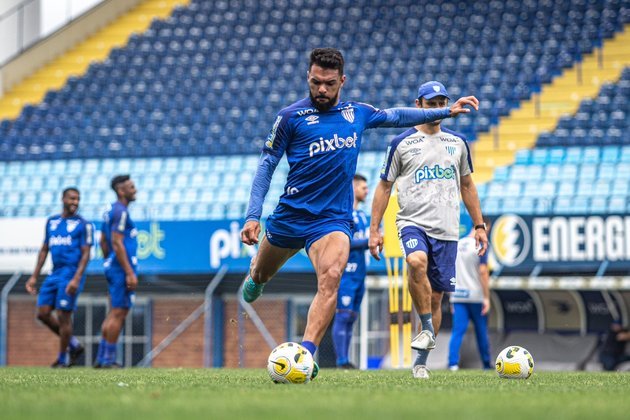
[44,215,93,271]
[345,209,369,279]
[262,98,389,221]
[102,201,138,272]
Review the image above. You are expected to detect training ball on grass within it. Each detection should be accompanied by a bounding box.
[495,346,534,379]
[267,342,314,384]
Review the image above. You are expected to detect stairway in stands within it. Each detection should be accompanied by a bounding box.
[0,0,189,121]
[473,24,630,183]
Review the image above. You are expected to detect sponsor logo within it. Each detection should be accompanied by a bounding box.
[405,238,418,249]
[449,277,456,286]
[440,136,459,143]
[341,107,355,123]
[49,219,61,231]
[305,115,319,125]
[59,299,69,308]
[406,137,424,145]
[491,214,531,267]
[309,132,357,157]
[49,235,72,246]
[285,186,299,195]
[445,145,456,156]
[380,146,391,175]
[505,300,534,314]
[210,221,257,268]
[297,108,318,117]
[408,148,422,156]
[433,85,441,93]
[137,222,165,260]
[265,115,283,148]
[66,219,80,233]
[414,165,456,182]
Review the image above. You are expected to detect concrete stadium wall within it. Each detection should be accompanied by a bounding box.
[0,0,142,95]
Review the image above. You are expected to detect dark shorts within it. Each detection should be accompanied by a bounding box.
[337,274,366,313]
[37,266,85,311]
[265,208,352,253]
[399,225,458,293]
[104,265,136,309]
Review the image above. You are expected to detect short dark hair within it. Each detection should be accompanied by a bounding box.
[62,187,79,197]
[309,48,344,74]
[353,174,367,182]
[111,174,130,192]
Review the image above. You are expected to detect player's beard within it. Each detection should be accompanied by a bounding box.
[310,91,338,112]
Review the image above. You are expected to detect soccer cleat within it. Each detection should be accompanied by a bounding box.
[311,361,319,380]
[51,360,70,368]
[412,365,430,379]
[242,278,264,303]
[448,365,459,371]
[68,344,85,366]
[411,330,436,351]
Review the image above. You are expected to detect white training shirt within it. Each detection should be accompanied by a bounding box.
[380,126,473,240]
[451,236,489,303]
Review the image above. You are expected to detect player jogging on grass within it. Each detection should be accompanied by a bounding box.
[94,175,138,368]
[26,187,92,367]
[240,49,479,378]
[369,81,488,379]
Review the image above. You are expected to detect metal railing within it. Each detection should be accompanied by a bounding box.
[0,271,22,365]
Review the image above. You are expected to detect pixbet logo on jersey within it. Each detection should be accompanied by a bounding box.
[309,132,357,157]
[414,165,456,182]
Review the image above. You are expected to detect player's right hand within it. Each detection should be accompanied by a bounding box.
[449,96,479,116]
[25,276,37,295]
[126,272,138,291]
[369,231,384,261]
[241,220,261,245]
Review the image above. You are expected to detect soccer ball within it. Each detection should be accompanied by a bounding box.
[495,346,534,379]
[267,342,314,384]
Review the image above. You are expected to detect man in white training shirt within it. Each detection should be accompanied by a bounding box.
[369,81,488,379]
[448,219,492,370]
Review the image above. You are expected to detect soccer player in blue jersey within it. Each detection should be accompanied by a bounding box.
[369,81,488,379]
[94,175,138,368]
[240,48,478,377]
[26,187,92,367]
[332,174,369,369]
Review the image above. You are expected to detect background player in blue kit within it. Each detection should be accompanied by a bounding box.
[94,175,138,368]
[448,218,492,371]
[240,48,478,377]
[26,187,92,367]
[332,174,370,369]
[369,81,488,379]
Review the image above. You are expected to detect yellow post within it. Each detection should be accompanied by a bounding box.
[383,191,412,368]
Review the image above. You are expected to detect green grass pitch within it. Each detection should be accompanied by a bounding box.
[1,368,629,419]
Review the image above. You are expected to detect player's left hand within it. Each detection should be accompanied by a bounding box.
[475,228,488,257]
[482,297,491,315]
[449,96,479,117]
[66,279,80,295]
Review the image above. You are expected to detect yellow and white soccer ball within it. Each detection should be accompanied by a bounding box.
[495,346,534,379]
[267,342,314,384]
